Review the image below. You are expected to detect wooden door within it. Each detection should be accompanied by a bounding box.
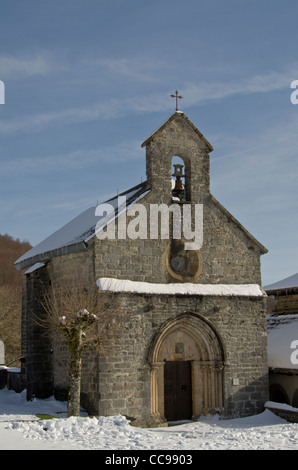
[164,361,192,421]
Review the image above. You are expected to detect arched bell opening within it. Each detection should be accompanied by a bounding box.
[171,156,191,202]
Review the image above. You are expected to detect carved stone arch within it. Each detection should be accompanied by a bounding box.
[148,312,224,363]
[148,312,225,424]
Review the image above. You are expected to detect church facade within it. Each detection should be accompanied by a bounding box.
[15,112,269,426]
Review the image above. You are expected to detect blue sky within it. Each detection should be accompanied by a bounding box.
[0,0,297,286]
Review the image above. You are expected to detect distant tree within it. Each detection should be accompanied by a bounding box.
[0,234,31,287]
[38,279,124,417]
[0,285,18,323]
[0,285,22,364]
[0,233,32,364]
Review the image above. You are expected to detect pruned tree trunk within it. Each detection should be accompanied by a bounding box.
[67,327,83,417]
[38,280,125,418]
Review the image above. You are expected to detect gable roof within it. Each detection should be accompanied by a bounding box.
[15,182,150,271]
[264,273,298,291]
[141,111,214,152]
[210,195,268,254]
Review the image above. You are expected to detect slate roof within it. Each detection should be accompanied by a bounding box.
[15,182,150,270]
[264,273,298,291]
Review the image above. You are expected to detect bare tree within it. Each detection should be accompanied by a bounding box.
[0,285,20,323]
[38,279,124,417]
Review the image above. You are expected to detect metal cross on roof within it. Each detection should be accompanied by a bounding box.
[170,90,183,111]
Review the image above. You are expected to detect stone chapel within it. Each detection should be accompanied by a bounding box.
[15,111,269,427]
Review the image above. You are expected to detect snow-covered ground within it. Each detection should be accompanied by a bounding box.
[1,388,298,450]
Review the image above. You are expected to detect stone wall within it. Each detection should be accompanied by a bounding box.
[0,368,24,393]
[93,194,263,286]
[49,249,95,285]
[64,291,269,427]
[21,266,53,400]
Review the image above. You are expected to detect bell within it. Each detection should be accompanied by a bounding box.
[173,178,184,192]
[172,164,184,178]
[172,164,185,200]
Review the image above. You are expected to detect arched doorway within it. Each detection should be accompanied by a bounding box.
[148,313,225,423]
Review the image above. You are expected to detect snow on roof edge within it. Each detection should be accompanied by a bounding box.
[25,262,45,274]
[97,277,264,297]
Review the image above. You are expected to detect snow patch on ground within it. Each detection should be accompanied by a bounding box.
[1,388,298,450]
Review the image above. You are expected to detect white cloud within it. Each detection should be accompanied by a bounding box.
[212,120,298,195]
[0,139,143,175]
[1,62,297,134]
[86,56,165,83]
[209,114,298,249]
[183,66,298,106]
[0,54,53,78]
[0,98,124,133]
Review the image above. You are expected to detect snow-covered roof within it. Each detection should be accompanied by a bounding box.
[264,273,298,291]
[267,314,298,370]
[24,262,46,274]
[97,277,265,297]
[15,182,150,270]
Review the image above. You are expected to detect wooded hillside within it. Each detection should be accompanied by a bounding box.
[0,234,32,365]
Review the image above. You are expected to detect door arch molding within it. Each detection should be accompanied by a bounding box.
[148,312,225,423]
